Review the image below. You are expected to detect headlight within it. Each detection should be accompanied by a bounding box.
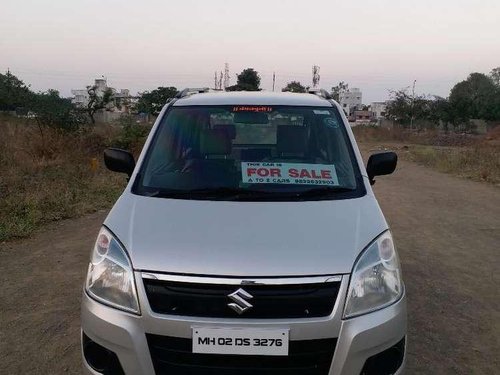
[85,227,140,314]
[344,231,403,318]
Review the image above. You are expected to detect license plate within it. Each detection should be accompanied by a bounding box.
[192,327,289,356]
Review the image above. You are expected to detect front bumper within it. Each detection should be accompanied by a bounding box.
[81,273,407,375]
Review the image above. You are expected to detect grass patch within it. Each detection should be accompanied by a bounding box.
[0,115,148,242]
[405,144,500,184]
[1,116,497,241]
[352,125,480,146]
[353,125,500,185]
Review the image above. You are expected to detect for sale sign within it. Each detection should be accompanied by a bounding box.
[241,162,339,186]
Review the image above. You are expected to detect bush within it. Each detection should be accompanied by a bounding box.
[112,115,151,155]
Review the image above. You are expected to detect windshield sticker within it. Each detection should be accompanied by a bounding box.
[324,117,339,128]
[233,106,273,113]
[241,162,339,186]
[313,110,331,115]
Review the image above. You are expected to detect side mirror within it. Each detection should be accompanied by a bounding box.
[104,148,135,177]
[366,152,397,185]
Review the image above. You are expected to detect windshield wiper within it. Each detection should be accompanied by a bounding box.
[146,186,355,201]
[146,187,273,200]
[289,186,356,200]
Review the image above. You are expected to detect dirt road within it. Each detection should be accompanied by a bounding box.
[1,155,499,374]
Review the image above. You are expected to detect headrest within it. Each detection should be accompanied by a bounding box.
[200,129,232,155]
[213,124,236,139]
[277,125,308,155]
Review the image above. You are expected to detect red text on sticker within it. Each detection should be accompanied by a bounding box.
[246,168,332,179]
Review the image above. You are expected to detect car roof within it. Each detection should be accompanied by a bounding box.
[172,91,333,107]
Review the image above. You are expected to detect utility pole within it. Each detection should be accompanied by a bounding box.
[312,65,320,88]
[410,79,416,130]
[272,72,276,92]
[5,68,11,96]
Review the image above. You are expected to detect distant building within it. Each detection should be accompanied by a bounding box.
[71,89,90,108]
[339,88,362,116]
[71,78,134,115]
[369,101,388,120]
[353,110,375,125]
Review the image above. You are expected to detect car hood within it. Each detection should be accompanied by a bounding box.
[104,193,388,276]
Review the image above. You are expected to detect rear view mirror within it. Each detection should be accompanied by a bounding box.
[366,152,397,185]
[104,148,135,177]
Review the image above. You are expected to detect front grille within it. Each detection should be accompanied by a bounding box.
[146,334,336,375]
[143,278,341,319]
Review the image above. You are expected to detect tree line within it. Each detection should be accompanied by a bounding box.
[385,68,500,130]
[282,68,500,130]
[0,68,263,130]
[0,71,114,130]
[2,66,499,131]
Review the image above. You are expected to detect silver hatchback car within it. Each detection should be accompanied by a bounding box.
[81,89,406,375]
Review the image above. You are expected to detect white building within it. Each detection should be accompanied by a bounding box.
[369,101,388,120]
[71,79,106,108]
[339,88,362,116]
[71,79,133,113]
[71,89,90,108]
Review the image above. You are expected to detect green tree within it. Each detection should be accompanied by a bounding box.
[428,96,454,132]
[226,68,261,91]
[86,85,114,124]
[331,81,349,101]
[137,86,178,115]
[30,89,86,131]
[449,73,500,122]
[385,88,432,128]
[490,67,500,86]
[0,70,33,111]
[282,81,307,93]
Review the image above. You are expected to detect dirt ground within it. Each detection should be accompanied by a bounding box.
[1,148,499,374]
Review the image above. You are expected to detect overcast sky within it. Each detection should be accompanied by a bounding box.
[1,0,499,102]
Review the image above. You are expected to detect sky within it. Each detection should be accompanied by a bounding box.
[1,0,499,103]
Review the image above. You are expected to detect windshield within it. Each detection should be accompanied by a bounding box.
[134,105,365,201]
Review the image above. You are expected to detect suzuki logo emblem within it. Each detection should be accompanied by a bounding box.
[227,288,253,315]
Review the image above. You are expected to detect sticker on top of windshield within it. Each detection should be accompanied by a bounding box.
[313,110,330,115]
[241,162,339,186]
[233,106,273,113]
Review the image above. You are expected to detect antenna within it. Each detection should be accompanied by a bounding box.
[312,65,320,88]
[272,72,276,92]
[214,72,218,90]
